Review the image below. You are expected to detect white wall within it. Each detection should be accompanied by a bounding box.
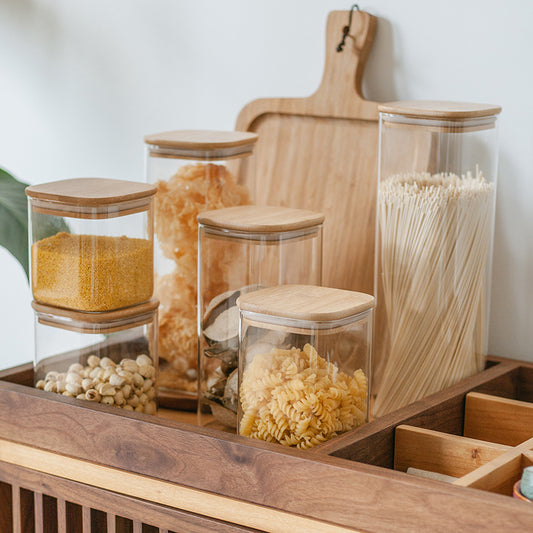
[0,0,531,370]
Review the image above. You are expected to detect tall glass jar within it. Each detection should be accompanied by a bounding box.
[144,130,258,407]
[373,101,501,417]
[33,299,159,415]
[237,285,373,448]
[197,205,324,429]
[26,178,156,313]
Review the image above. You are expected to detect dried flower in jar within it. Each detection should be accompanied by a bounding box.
[154,163,250,393]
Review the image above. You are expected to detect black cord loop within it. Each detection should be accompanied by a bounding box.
[336,4,360,52]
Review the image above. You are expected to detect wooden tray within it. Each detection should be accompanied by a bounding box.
[236,9,379,296]
[1,357,533,532]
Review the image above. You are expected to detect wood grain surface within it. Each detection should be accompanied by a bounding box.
[0,440,357,533]
[378,100,502,119]
[464,392,533,446]
[316,358,521,465]
[0,461,258,533]
[237,284,374,321]
[144,129,258,151]
[198,205,324,233]
[394,425,509,478]
[2,359,533,531]
[235,10,379,296]
[25,178,156,205]
[454,437,533,496]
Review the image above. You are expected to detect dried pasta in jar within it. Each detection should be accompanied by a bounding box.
[237,285,374,448]
[239,344,368,449]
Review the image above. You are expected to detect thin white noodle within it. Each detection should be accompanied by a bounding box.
[373,171,494,417]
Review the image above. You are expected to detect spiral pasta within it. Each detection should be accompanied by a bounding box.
[239,344,367,449]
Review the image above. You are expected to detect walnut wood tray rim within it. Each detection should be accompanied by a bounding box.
[1,358,532,532]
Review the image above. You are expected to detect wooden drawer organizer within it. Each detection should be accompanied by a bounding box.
[0,358,532,532]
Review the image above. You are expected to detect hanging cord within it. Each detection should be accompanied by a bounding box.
[336,4,360,52]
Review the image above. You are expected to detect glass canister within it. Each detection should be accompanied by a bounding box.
[373,101,501,417]
[144,130,258,406]
[236,285,373,449]
[197,205,324,429]
[33,299,159,414]
[25,178,156,312]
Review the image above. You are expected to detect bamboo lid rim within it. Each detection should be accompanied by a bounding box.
[31,299,160,326]
[237,285,374,322]
[378,100,502,119]
[144,130,258,151]
[25,178,156,206]
[198,206,325,233]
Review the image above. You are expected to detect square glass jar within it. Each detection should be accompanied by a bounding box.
[373,101,501,417]
[197,206,324,430]
[144,130,258,405]
[26,178,156,313]
[33,299,159,415]
[236,285,374,448]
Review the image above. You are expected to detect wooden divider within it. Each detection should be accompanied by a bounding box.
[464,392,533,446]
[317,359,520,465]
[393,393,533,500]
[455,428,533,496]
[394,425,509,478]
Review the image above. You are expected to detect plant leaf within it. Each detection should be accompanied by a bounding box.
[0,168,29,280]
[32,212,70,242]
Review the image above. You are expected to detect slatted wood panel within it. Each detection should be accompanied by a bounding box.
[0,481,13,531]
[0,461,258,533]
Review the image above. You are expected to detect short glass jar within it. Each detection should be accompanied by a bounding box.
[237,285,373,448]
[373,101,501,417]
[197,206,324,430]
[144,130,258,406]
[33,299,159,415]
[26,178,156,312]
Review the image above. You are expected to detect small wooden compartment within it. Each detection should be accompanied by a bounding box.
[392,391,533,497]
[1,357,533,532]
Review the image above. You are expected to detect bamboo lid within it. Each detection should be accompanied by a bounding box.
[25,178,156,205]
[144,130,258,156]
[32,299,159,334]
[26,178,156,218]
[378,101,502,119]
[198,206,325,233]
[237,285,374,322]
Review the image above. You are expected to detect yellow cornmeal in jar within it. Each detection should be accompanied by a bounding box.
[32,232,153,311]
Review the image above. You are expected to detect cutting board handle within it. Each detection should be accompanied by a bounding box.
[309,10,377,113]
[236,9,378,129]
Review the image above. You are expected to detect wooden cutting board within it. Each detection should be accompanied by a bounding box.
[236,9,379,295]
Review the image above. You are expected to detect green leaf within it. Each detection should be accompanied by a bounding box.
[32,212,70,242]
[0,168,29,280]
